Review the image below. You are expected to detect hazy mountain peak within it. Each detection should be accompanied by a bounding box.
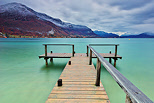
[0,2,34,16]
[0,2,90,30]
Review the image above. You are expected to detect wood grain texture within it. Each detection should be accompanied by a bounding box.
[45,57,110,103]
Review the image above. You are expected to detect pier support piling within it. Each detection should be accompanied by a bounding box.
[45,58,48,66]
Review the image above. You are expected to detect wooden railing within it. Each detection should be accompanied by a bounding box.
[43,44,75,57]
[88,45,153,103]
[87,44,119,67]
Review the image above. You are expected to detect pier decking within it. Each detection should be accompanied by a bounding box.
[46,56,110,103]
[39,44,153,103]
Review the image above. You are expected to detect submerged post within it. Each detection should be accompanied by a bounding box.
[89,49,92,65]
[95,58,101,86]
[72,45,74,57]
[114,45,118,67]
[87,46,89,57]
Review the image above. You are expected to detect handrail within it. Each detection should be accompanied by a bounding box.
[88,45,153,103]
[89,44,119,46]
[87,44,119,67]
[43,44,74,46]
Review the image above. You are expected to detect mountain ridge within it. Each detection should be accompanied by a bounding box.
[0,2,98,38]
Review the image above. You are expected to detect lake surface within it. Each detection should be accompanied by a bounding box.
[0,38,154,103]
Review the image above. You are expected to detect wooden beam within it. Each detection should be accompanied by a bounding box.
[95,58,101,86]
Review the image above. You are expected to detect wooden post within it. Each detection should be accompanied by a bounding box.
[95,58,101,86]
[109,51,112,63]
[89,49,92,65]
[50,58,53,62]
[45,45,48,66]
[45,45,47,57]
[125,94,133,103]
[114,58,117,67]
[115,45,117,57]
[87,46,89,57]
[114,45,118,67]
[57,79,62,86]
[50,51,53,62]
[45,58,48,66]
[68,61,71,65]
[72,45,74,57]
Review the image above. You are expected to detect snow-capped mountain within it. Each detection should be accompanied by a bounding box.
[0,2,97,38]
[0,2,90,30]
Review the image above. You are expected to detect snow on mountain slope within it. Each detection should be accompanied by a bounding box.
[0,2,34,16]
[0,2,90,30]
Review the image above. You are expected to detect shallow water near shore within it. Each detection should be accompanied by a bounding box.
[0,38,154,103]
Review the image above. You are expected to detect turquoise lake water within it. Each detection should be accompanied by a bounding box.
[0,38,154,103]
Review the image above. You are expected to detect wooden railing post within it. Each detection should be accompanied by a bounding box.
[87,46,89,57]
[114,45,117,67]
[89,49,92,65]
[125,94,133,103]
[45,45,47,57]
[95,58,101,86]
[45,45,48,66]
[109,51,112,63]
[72,45,74,57]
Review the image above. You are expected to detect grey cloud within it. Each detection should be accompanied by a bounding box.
[1,0,154,34]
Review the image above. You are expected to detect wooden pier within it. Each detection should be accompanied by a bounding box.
[39,44,153,103]
[46,56,110,103]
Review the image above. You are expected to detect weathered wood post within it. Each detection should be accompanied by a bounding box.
[89,49,92,65]
[109,51,112,63]
[45,45,48,66]
[50,51,53,62]
[87,45,89,57]
[72,45,74,57]
[68,61,71,65]
[125,94,133,103]
[114,45,117,67]
[95,58,101,86]
[57,79,62,86]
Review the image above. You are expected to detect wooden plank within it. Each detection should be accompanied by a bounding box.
[48,94,109,99]
[46,56,110,103]
[50,90,107,95]
[46,99,110,103]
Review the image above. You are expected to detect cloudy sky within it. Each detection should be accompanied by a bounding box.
[1,0,154,35]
